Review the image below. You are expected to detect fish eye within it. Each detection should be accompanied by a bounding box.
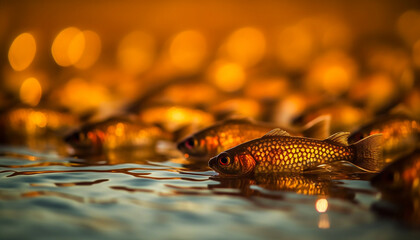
[185,138,196,149]
[218,154,231,166]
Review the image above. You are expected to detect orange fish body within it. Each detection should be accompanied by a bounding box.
[371,150,420,197]
[65,118,170,153]
[209,129,382,177]
[349,114,420,160]
[178,115,330,159]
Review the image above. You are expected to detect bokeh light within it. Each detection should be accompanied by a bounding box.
[210,60,246,92]
[117,31,156,75]
[305,51,357,96]
[8,33,36,71]
[315,198,328,213]
[350,73,397,112]
[169,30,207,72]
[139,106,214,132]
[244,77,290,101]
[223,27,266,67]
[74,30,102,69]
[59,78,111,114]
[397,10,420,46]
[412,39,420,69]
[318,214,330,229]
[276,24,315,71]
[19,77,42,106]
[51,27,83,67]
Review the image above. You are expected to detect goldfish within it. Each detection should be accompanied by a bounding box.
[209,129,383,177]
[178,115,330,159]
[349,114,420,160]
[371,150,420,196]
[65,117,171,153]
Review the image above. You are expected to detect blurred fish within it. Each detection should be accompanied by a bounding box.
[0,106,79,137]
[349,114,420,160]
[371,151,420,227]
[209,129,383,177]
[398,87,420,119]
[65,117,171,153]
[208,97,264,120]
[371,150,420,196]
[178,115,330,159]
[147,82,221,107]
[295,102,369,133]
[138,105,214,134]
[243,76,290,102]
[348,73,402,114]
[371,195,420,227]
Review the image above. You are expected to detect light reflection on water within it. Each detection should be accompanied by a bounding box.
[0,145,420,240]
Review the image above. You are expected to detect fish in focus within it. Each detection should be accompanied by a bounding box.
[371,150,420,196]
[209,129,383,177]
[178,115,330,158]
[65,117,171,153]
[349,114,420,161]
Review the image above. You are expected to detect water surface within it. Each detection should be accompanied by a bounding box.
[0,143,419,240]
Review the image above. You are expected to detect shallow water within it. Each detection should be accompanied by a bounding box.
[1,141,420,240]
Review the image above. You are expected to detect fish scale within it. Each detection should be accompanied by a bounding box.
[349,115,420,160]
[209,129,382,177]
[248,137,353,173]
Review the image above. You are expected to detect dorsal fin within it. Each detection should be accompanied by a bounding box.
[301,115,331,139]
[262,128,291,138]
[325,132,350,146]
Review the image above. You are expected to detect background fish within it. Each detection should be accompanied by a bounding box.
[371,151,420,227]
[371,150,420,196]
[178,115,330,159]
[209,129,383,177]
[349,114,420,161]
[65,117,171,153]
[0,106,79,137]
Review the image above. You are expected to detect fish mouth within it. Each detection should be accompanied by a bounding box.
[176,142,185,153]
[208,157,216,169]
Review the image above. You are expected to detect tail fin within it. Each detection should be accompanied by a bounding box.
[351,134,384,172]
[302,115,331,139]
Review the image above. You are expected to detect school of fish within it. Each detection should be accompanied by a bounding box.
[2,12,420,228]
